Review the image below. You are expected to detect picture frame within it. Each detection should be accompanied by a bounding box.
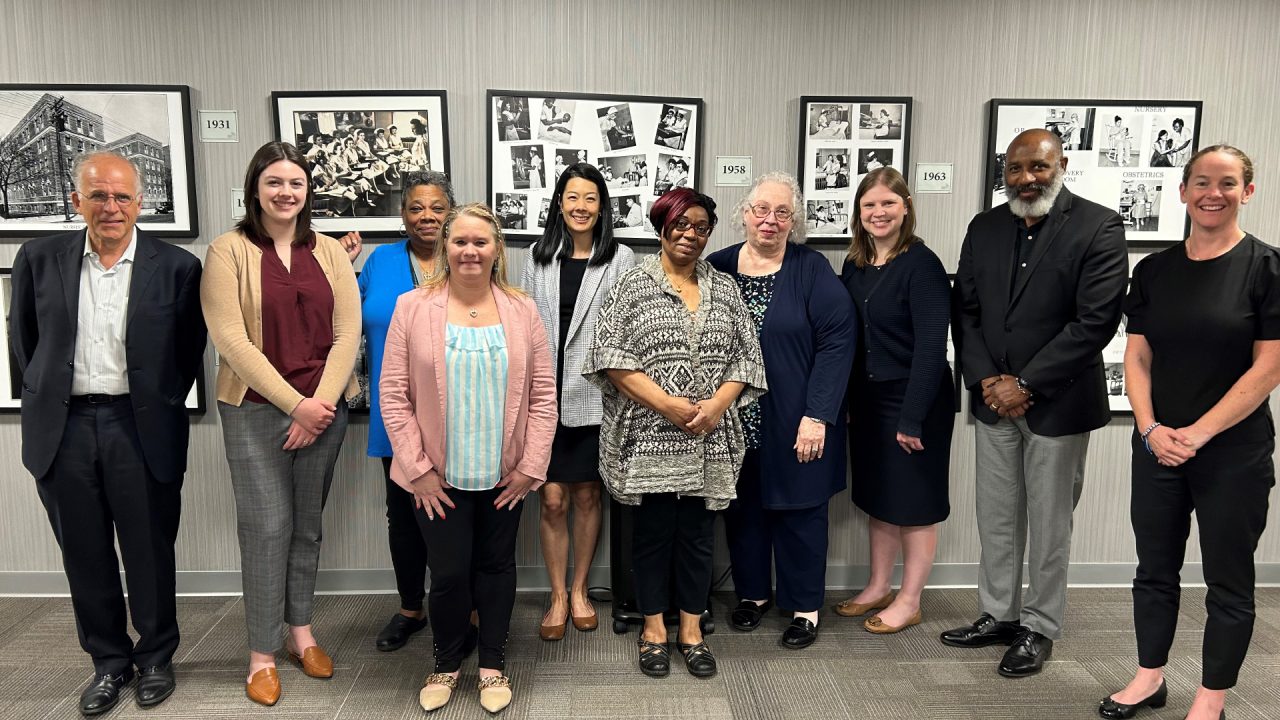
[0,267,206,415]
[271,90,450,239]
[0,83,199,239]
[797,96,913,245]
[486,89,704,246]
[984,98,1203,248]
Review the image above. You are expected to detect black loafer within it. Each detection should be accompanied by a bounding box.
[135,664,175,708]
[998,629,1052,677]
[1098,680,1167,719]
[780,617,818,650]
[677,641,717,678]
[939,613,1022,648]
[729,599,773,632]
[638,638,670,678]
[375,612,429,652]
[80,668,134,716]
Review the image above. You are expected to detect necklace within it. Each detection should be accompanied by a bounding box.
[469,309,478,318]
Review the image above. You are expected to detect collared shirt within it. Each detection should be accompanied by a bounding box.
[71,229,137,395]
[1010,215,1047,300]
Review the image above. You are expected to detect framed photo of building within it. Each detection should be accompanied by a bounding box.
[486,90,703,246]
[797,96,912,245]
[984,99,1202,247]
[0,266,205,414]
[271,90,450,239]
[0,84,198,239]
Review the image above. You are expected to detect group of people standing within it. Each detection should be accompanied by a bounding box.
[9,129,1275,720]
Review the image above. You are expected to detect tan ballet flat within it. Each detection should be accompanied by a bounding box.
[419,672,457,712]
[478,675,513,713]
[833,591,895,617]
[245,667,280,706]
[864,609,923,634]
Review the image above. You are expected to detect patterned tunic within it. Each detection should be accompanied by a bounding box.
[584,254,768,510]
[732,271,776,449]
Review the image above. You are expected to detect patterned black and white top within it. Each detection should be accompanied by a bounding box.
[584,254,768,510]
[732,271,776,449]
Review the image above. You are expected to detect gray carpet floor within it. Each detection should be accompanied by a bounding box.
[1,587,1277,719]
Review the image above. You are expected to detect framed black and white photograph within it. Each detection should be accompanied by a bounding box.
[1102,313,1131,415]
[488,90,703,246]
[271,90,450,238]
[985,99,1202,247]
[0,84,198,239]
[798,96,912,243]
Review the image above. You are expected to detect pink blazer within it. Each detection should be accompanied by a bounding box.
[379,285,558,493]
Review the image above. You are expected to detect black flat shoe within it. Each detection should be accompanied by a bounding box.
[375,612,429,652]
[780,617,818,650]
[998,629,1052,678]
[729,599,772,632]
[1097,680,1167,719]
[80,668,134,716]
[135,664,176,708]
[940,613,1023,648]
[677,641,717,678]
[638,638,671,678]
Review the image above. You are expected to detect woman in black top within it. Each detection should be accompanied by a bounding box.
[834,168,953,634]
[1100,146,1280,720]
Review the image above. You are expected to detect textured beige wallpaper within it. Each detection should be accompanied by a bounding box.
[1,0,1277,587]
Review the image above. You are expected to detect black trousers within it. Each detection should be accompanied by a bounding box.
[416,487,522,672]
[631,493,716,616]
[1130,434,1275,689]
[34,397,183,675]
[724,450,829,612]
[381,457,428,612]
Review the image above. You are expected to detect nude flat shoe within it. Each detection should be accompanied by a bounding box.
[864,609,923,634]
[833,591,895,617]
[419,673,457,712]
[245,667,280,706]
[478,675,512,713]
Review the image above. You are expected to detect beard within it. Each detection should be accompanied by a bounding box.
[1006,168,1065,219]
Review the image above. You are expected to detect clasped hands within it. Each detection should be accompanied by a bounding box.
[285,397,338,450]
[981,374,1033,418]
[412,468,545,521]
[661,395,728,436]
[1145,424,1210,467]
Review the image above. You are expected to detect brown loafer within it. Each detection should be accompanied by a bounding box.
[246,667,280,706]
[571,610,598,632]
[287,646,333,678]
[833,591,895,617]
[539,619,568,641]
[864,609,922,634]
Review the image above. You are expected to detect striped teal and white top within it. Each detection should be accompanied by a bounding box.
[444,323,508,491]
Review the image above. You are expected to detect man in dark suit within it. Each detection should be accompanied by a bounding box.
[943,129,1127,677]
[9,152,205,715]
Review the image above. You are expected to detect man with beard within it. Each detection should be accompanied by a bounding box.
[944,129,1127,678]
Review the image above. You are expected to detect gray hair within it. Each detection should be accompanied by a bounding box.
[734,171,807,244]
[73,151,143,195]
[402,170,456,210]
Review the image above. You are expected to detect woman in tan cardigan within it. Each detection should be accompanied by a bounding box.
[201,141,360,707]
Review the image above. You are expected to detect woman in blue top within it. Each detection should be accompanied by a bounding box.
[706,172,856,650]
[341,172,458,652]
[834,167,954,635]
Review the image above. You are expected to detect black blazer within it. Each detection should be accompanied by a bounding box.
[9,229,206,481]
[953,188,1127,437]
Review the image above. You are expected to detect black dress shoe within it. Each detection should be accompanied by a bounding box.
[80,668,134,716]
[637,638,671,678]
[677,641,717,678]
[1097,680,1167,719]
[780,617,818,650]
[998,629,1052,677]
[375,612,428,652]
[135,664,175,708]
[729,599,773,632]
[939,613,1023,648]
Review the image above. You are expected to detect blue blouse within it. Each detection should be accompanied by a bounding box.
[444,323,508,491]
[359,240,417,457]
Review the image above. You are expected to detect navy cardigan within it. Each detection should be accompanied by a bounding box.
[707,242,856,509]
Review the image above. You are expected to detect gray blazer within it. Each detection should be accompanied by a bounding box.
[522,244,635,426]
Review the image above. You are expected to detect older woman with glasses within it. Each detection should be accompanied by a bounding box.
[586,188,767,680]
[706,173,855,650]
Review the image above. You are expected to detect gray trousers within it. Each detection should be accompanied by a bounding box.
[974,416,1089,639]
[219,400,348,653]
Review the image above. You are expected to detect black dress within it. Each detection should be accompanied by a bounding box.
[547,257,601,484]
[841,244,954,526]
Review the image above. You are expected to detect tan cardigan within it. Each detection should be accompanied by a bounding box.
[201,229,361,414]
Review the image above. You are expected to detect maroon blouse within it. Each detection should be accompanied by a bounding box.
[245,235,335,404]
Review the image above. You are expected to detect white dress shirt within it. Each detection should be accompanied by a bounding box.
[71,229,137,395]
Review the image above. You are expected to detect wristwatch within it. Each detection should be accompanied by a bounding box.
[1015,377,1034,397]
[805,416,828,425]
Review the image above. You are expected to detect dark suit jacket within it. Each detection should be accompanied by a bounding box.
[953,188,1127,437]
[9,229,206,481]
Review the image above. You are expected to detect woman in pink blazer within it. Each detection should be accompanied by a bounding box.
[380,204,557,714]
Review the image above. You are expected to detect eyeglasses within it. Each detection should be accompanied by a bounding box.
[749,204,793,221]
[672,218,713,237]
[83,192,136,207]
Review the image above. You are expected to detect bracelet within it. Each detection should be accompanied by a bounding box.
[1140,422,1162,455]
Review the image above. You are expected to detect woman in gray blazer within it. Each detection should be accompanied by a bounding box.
[522,163,635,640]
